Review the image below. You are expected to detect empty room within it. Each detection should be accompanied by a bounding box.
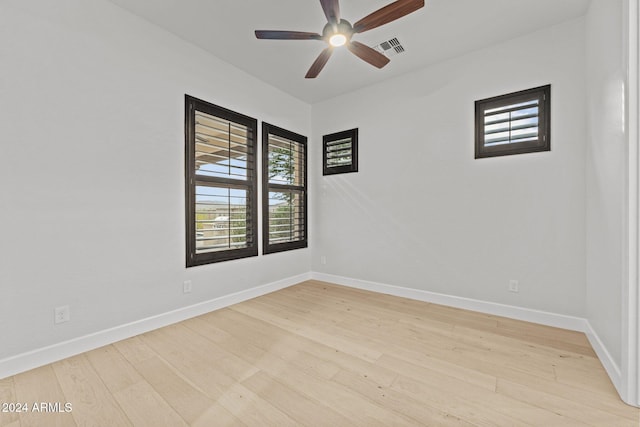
[1,0,639,425]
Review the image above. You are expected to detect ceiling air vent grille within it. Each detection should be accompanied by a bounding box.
[373,37,405,57]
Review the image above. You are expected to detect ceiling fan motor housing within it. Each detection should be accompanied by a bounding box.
[322,19,354,42]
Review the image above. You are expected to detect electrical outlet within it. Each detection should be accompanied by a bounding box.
[54,306,70,324]
[321,256,327,265]
[508,279,519,293]
[183,280,192,294]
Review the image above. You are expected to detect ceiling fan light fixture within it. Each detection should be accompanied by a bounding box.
[255,0,425,78]
[329,33,347,47]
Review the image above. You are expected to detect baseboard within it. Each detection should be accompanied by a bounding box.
[311,272,589,332]
[0,272,311,380]
[583,321,624,400]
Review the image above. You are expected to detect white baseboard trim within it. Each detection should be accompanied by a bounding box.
[311,272,589,332]
[0,272,311,380]
[583,320,623,396]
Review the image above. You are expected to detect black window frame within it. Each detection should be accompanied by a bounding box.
[185,95,258,267]
[475,85,551,159]
[262,122,308,255]
[323,128,358,175]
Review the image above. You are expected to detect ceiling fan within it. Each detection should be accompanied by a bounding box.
[255,0,425,78]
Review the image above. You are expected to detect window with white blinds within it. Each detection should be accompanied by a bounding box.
[323,128,358,175]
[262,123,307,254]
[475,85,550,158]
[185,95,257,266]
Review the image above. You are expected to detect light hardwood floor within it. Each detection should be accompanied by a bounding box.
[1,280,638,426]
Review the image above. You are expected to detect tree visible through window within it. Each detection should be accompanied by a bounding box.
[262,123,308,254]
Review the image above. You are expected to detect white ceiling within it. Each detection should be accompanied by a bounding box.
[107,0,591,104]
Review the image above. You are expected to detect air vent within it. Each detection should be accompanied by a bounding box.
[373,37,405,57]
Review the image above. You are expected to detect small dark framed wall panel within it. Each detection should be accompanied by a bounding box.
[262,122,308,254]
[323,128,358,175]
[475,85,550,159]
[185,95,258,267]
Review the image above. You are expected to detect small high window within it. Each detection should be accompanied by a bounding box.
[475,85,550,158]
[262,123,308,254]
[185,95,258,266]
[323,128,358,175]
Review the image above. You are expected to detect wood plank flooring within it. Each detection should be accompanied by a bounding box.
[1,280,638,426]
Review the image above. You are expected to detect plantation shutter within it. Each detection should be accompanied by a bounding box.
[186,96,258,266]
[475,85,550,158]
[323,128,358,175]
[325,137,354,168]
[262,123,308,254]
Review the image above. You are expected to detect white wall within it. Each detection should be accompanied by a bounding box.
[0,0,311,361]
[585,0,626,371]
[311,19,587,317]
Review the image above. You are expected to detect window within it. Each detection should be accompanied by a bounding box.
[323,128,358,175]
[475,85,550,159]
[185,95,258,266]
[262,123,307,254]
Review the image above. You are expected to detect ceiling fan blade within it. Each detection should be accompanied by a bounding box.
[305,47,333,78]
[347,41,390,69]
[255,30,322,40]
[320,0,340,26]
[353,0,424,34]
